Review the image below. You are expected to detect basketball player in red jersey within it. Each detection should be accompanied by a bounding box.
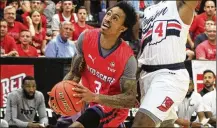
[132,0,201,127]
[63,1,138,128]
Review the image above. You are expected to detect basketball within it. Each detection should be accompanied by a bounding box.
[48,80,83,116]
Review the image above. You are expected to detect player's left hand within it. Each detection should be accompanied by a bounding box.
[72,84,96,104]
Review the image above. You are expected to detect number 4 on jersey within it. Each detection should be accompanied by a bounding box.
[152,21,167,43]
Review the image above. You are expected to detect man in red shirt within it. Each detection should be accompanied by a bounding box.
[72,6,94,40]
[17,30,38,57]
[190,0,216,40]
[4,6,28,42]
[196,25,216,60]
[0,19,18,57]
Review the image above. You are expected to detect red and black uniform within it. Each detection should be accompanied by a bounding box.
[81,29,134,127]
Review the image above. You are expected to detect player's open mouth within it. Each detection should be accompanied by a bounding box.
[102,22,110,29]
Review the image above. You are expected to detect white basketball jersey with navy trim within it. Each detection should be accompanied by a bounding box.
[138,1,191,67]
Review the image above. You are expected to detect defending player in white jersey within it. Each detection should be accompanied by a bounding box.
[132,0,200,127]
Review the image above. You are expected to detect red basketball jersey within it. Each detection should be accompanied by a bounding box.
[81,29,134,127]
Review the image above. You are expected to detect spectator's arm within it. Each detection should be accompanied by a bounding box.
[38,92,48,125]
[5,93,29,127]
[45,40,57,57]
[205,112,216,126]
[187,33,194,49]
[175,118,191,127]
[26,16,35,36]
[41,40,47,55]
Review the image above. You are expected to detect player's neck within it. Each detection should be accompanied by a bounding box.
[100,34,119,50]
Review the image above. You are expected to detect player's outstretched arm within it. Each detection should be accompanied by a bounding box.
[63,54,86,83]
[177,0,200,25]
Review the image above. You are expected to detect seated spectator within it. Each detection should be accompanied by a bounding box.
[7,0,24,23]
[174,79,205,127]
[73,6,94,41]
[51,0,77,36]
[189,0,216,41]
[22,0,47,32]
[199,69,215,96]
[4,76,48,128]
[17,30,38,57]
[27,10,47,55]
[202,87,216,127]
[194,19,215,49]
[4,6,28,42]
[196,25,216,60]
[45,21,76,58]
[0,19,18,57]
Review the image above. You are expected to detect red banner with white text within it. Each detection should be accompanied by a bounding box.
[0,65,34,108]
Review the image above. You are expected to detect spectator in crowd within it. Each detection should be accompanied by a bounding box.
[196,25,216,60]
[199,69,215,96]
[51,0,77,36]
[194,19,215,49]
[189,0,216,41]
[73,6,94,41]
[7,0,24,23]
[45,21,76,58]
[4,6,28,42]
[202,86,216,127]
[84,0,93,21]
[43,0,56,36]
[27,10,47,55]
[4,76,48,128]
[0,19,18,57]
[174,79,205,128]
[22,0,47,32]
[16,30,38,57]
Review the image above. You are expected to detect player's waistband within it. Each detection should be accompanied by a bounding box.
[141,62,185,72]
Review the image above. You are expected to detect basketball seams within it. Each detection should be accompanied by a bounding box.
[63,81,80,112]
[55,82,68,116]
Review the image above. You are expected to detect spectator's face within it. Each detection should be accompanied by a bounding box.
[205,20,215,31]
[4,8,16,24]
[31,0,42,11]
[77,9,87,22]
[19,31,32,45]
[204,1,216,16]
[62,1,73,12]
[101,7,127,36]
[23,80,36,97]
[60,23,73,39]
[207,25,216,41]
[31,11,41,25]
[203,72,215,89]
[0,21,8,37]
[9,1,19,10]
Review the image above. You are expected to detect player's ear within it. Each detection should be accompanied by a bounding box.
[120,26,127,33]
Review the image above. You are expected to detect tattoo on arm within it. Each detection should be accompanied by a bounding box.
[97,78,137,108]
[63,55,86,83]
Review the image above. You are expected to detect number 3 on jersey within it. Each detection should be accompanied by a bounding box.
[94,80,102,94]
[152,21,167,43]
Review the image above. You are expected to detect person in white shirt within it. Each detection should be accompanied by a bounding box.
[174,79,205,127]
[203,88,216,127]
